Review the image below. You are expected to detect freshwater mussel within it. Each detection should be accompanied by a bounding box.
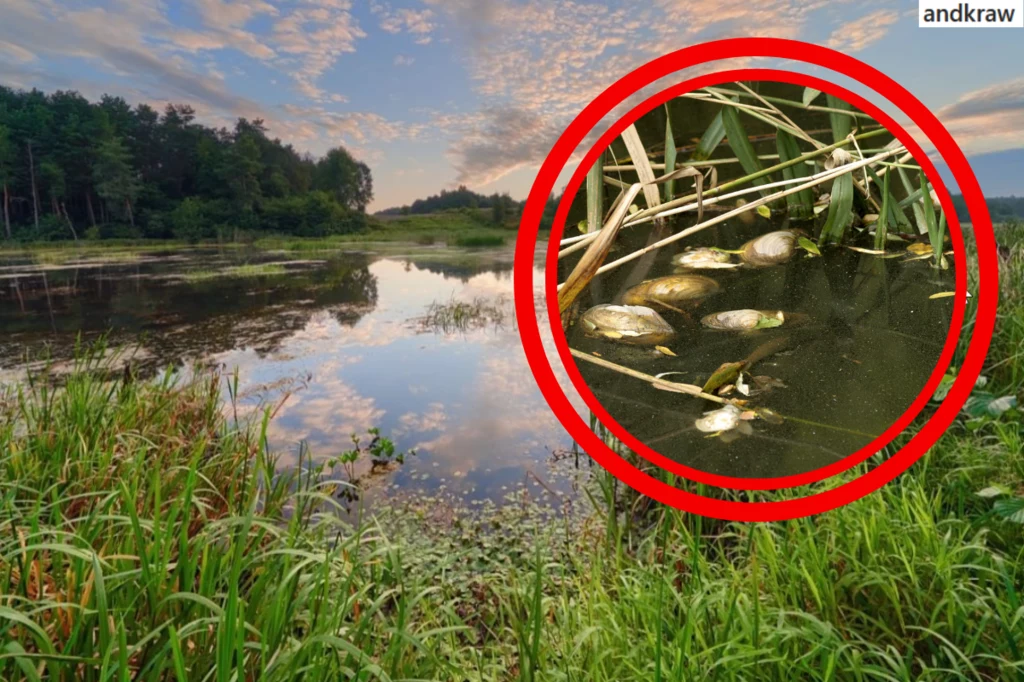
[580,304,676,345]
[738,229,800,267]
[621,274,720,311]
[701,309,788,331]
[672,248,740,270]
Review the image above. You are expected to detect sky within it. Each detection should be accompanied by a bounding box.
[2,0,1023,211]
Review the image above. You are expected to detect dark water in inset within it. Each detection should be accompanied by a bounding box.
[563,218,957,479]
[0,246,581,508]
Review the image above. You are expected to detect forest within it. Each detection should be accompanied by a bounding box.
[0,86,374,242]
[950,193,1024,224]
[378,185,519,216]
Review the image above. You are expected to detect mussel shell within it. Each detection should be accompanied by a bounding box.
[695,404,743,433]
[739,230,798,267]
[701,309,785,331]
[580,304,676,345]
[671,248,737,270]
[621,275,720,306]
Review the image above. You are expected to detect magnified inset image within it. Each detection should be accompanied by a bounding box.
[556,80,957,481]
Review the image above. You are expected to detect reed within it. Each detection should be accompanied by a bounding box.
[3,260,1024,681]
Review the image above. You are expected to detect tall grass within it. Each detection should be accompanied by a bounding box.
[2,237,1024,679]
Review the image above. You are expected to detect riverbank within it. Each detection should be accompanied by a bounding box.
[2,235,1022,681]
[0,210,537,257]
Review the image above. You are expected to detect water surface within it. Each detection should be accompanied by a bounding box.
[562,219,957,479]
[0,246,580,508]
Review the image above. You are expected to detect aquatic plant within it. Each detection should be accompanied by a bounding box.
[1,296,1023,680]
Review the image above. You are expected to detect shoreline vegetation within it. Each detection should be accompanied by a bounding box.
[1,226,1023,679]
[0,86,557,251]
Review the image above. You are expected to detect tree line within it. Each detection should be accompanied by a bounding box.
[950,194,1024,224]
[0,86,374,242]
[378,184,563,229]
[377,185,521,224]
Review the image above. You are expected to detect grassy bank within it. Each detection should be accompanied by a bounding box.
[0,210,527,257]
[1,245,1022,680]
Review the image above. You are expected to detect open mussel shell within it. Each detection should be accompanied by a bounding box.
[621,274,720,307]
[701,309,786,331]
[580,304,676,345]
[695,404,743,433]
[739,230,799,267]
[671,248,739,270]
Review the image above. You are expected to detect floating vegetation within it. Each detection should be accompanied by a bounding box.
[417,294,511,334]
[181,263,289,282]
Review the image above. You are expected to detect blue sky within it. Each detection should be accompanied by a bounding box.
[2,0,1023,211]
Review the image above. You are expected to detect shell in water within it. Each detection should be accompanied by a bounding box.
[739,230,798,267]
[701,309,785,331]
[621,275,720,307]
[671,248,738,270]
[695,404,743,433]
[580,304,676,345]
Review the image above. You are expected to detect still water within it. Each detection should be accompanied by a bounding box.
[0,246,581,508]
[562,218,957,479]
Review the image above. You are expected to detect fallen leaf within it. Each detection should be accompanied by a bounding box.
[702,361,744,393]
[798,237,821,256]
[907,243,933,256]
[929,292,956,299]
[756,205,771,219]
[655,345,677,356]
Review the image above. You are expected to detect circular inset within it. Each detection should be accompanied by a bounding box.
[513,39,997,522]
[559,80,956,486]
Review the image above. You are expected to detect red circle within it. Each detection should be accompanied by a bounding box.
[550,69,961,490]
[513,38,998,521]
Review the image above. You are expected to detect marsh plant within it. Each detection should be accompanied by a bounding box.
[417,294,513,334]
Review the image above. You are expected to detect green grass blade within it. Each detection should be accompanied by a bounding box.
[818,171,855,246]
[875,167,891,250]
[721,105,770,197]
[826,94,853,143]
[690,110,725,162]
[585,151,604,234]
[867,165,913,232]
[663,103,678,202]
[920,171,945,267]
[775,129,814,219]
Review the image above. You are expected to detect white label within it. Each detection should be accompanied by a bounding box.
[920,1,1024,27]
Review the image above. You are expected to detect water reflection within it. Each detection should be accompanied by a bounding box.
[0,247,580,508]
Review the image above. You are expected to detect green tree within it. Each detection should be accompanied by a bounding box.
[94,136,140,226]
[0,124,13,239]
[314,147,373,212]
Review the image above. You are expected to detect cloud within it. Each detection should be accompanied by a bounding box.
[421,0,826,188]
[0,40,35,63]
[0,0,269,117]
[375,3,437,42]
[827,9,900,53]
[394,54,416,67]
[930,77,1024,155]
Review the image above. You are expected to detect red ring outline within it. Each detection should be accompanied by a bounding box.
[549,69,963,489]
[513,38,997,521]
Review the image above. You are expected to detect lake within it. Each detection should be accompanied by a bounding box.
[0,245,586,510]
